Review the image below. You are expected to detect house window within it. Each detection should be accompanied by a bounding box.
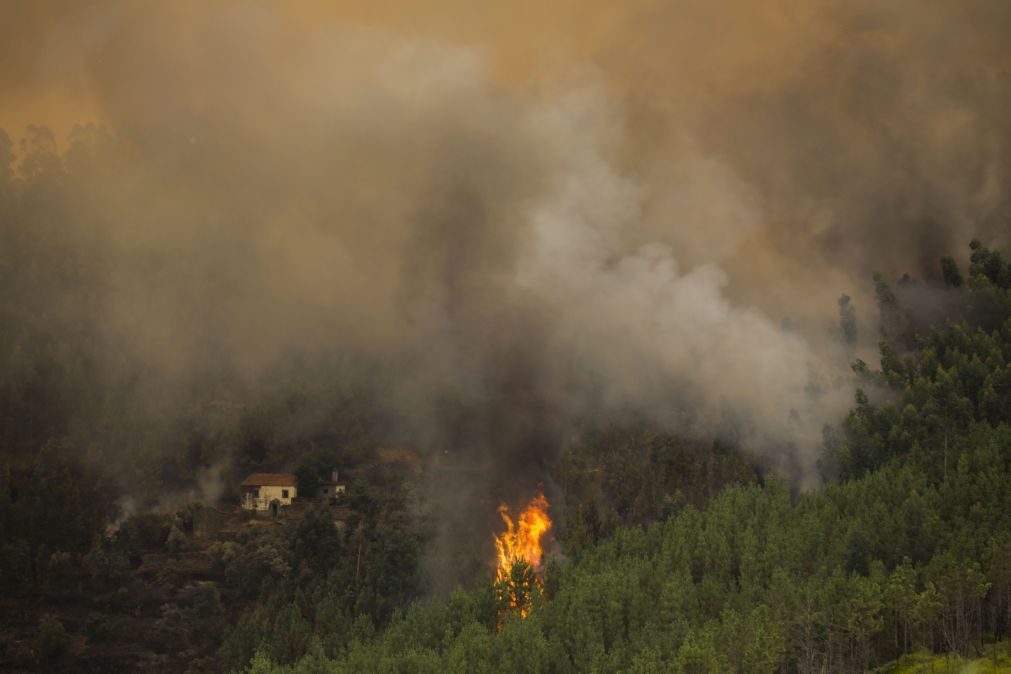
[282,489,289,499]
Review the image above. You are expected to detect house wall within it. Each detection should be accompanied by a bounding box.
[320,484,346,497]
[259,485,296,505]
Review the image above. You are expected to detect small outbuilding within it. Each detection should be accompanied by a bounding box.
[318,469,346,498]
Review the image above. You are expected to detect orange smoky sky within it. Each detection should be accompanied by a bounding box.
[10,0,995,133]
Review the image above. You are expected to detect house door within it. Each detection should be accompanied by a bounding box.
[270,500,279,518]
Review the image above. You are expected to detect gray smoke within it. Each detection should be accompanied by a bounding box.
[2,1,1008,586]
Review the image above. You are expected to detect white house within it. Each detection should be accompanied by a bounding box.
[240,473,297,514]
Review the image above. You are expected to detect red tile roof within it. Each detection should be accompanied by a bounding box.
[241,473,297,487]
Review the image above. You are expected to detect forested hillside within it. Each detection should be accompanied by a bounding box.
[243,243,1011,673]
[1,124,1010,672]
[3,3,1011,671]
[0,124,765,671]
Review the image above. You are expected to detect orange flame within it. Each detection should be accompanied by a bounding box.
[494,493,552,617]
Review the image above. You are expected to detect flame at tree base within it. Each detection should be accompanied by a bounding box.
[494,493,552,619]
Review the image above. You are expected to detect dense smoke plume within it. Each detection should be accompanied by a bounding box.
[2,1,1009,583]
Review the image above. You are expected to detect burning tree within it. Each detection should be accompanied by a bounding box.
[493,494,552,619]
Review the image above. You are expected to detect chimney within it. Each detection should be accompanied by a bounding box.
[331,469,338,483]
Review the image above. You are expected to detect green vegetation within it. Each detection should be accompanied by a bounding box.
[237,243,1011,673]
[36,614,69,660]
[215,481,424,671]
[876,642,1011,673]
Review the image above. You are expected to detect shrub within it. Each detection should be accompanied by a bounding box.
[83,612,121,644]
[166,525,188,552]
[37,614,69,659]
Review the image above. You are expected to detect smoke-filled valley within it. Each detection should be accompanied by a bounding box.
[2,2,1011,672]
